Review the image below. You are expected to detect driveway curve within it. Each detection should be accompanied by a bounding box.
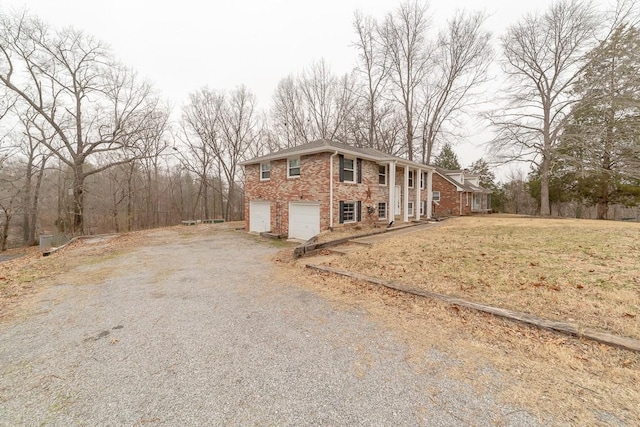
[0,227,540,426]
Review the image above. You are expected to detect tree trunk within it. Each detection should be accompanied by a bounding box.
[72,163,85,235]
[203,178,210,219]
[597,105,615,220]
[127,163,135,231]
[112,191,120,233]
[540,112,552,216]
[22,156,33,244]
[28,157,47,245]
[405,107,414,161]
[0,208,10,251]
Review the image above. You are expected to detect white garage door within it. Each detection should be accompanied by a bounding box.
[249,201,271,233]
[289,202,320,240]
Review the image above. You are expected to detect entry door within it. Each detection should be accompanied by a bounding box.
[395,185,401,215]
[249,201,271,233]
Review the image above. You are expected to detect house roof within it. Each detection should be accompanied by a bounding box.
[433,166,492,194]
[240,139,435,171]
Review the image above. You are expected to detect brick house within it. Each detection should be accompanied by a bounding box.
[432,167,492,217]
[241,140,436,240]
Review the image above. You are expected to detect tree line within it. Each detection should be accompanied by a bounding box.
[1,0,639,250]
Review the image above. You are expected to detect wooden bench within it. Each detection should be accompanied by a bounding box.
[202,219,224,224]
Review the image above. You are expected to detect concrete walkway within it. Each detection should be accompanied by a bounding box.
[350,221,442,245]
[328,221,443,255]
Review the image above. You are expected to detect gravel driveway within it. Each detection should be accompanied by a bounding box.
[0,228,540,426]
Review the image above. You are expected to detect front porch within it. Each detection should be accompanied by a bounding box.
[386,162,434,223]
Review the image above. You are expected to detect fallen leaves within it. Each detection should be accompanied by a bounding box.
[321,215,640,340]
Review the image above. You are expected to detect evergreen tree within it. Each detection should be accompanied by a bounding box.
[469,158,496,189]
[559,24,640,218]
[433,142,461,170]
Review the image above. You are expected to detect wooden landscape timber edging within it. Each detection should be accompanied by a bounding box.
[306,264,640,353]
[42,233,117,257]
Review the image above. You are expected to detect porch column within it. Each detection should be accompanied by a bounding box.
[415,169,421,221]
[403,164,409,223]
[388,161,396,223]
[426,170,433,219]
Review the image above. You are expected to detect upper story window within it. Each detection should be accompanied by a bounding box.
[378,165,387,185]
[432,191,441,202]
[260,162,271,180]
[408,170,414,188]
[288,158,300,178]
[420,172,425,189]
[343,158,355,182]
[339,155,361,183]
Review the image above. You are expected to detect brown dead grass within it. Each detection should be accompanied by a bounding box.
[272,215,640,425]
[322,215,640,339]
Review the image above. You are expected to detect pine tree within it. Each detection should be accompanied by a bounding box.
[559,24,640,218]
[433,142,461,170]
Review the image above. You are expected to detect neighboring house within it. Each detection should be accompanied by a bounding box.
[432,167,492,216]
[241,140,436,240]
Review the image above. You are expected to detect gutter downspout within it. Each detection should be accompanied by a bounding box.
[329,151,338,228]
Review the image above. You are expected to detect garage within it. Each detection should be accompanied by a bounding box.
[249,201,271,233]
[289,202,320,241]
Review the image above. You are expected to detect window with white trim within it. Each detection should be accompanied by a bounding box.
[420,200,425,215]
[420,172,425,189]
[343,202,355,222]
[432,191,441,202]
[343,158,355,183]
[260,162,270,180]
[378,165,387,185]
[339,201,361,223]
[288,158,300,178]
[408,201,414,216]
[378,202,387,220]
[408,170,414,188]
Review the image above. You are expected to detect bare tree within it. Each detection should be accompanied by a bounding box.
[0,12,163,233]
[298,59,358,143]
[180,88,224,220]
[218,86,258,220]
[380,0,430,161]
[418,10,492,164]
[0,87,17,167]
[353,11,391,149]
[489,0,598,216]
[270,60,358,148]
[0,163,21,250]
[18,112,51,244]
[181,86,257,221]
[271,75,310,147]
[502,168,538,215]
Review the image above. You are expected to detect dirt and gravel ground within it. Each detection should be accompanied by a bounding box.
[0,225,543,426]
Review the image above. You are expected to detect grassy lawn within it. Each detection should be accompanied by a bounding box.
[320,215,640,339]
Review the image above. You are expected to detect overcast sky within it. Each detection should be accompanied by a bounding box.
[1,0,562,172]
